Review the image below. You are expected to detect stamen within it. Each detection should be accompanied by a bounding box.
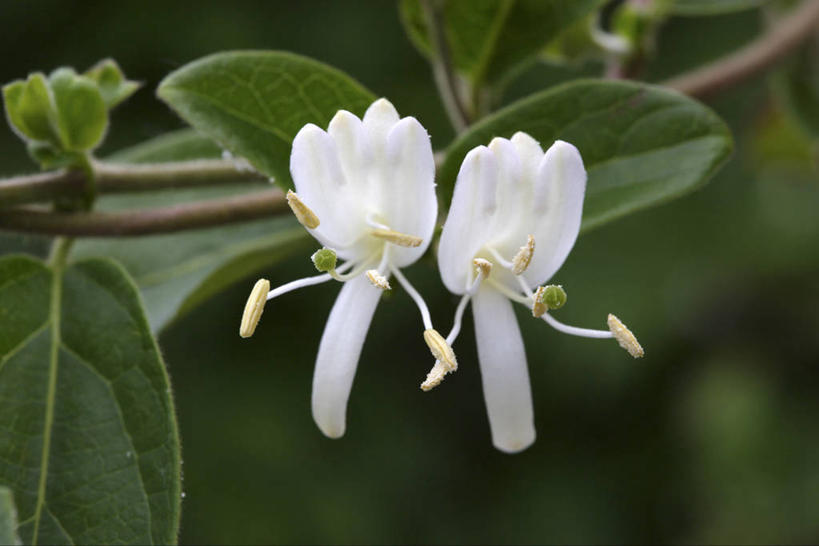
[266,260,354,301]
[532,286,548,317]
[512,234,535,275]
[240,278,270,338]
[473,258,492,279]
[371,228,423,247]
[390,265,433,330]
[421,360,448,391]
[366,269,391,290]
[286,190,320,229]
[423,329,457,372]
[540,312,614,339]
[607,314,644,358]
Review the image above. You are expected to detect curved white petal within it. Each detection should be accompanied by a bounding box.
[486,137,527,250]
[311,273,382,438]
[381,116,437,267]
[510,132,544,176]
[327,109,372,197]
[438,146,498,294]
[290,124,364,249]
[472,285,535,453]
[362,98,401,155]
[524,140,586,285]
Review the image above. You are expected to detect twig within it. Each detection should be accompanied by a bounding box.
[0,159,268,208]
[420,0,471,131]
[0,189,287,237]
[664,0,819,99]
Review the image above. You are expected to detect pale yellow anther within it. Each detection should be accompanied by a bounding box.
[473,258,493,279]
[532,286,548,317]
[607,314,644,358]
[420,360,448,391]
[286,190,320,229]
[423,329,457,372]
[371,228,423,247]
[240,278,270,338]
[512,234,535,275]
[366,269,391,290]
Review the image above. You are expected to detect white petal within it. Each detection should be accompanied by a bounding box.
[524,140,586,285]
[311,273,382,438]
[486,137,527,248]
[381,116,437,267]
[327,109,372,197]
[510,131,544,176]
[290,124,364,249]
[472,285,536,453]
[362,98,401,154]
[438,146,498,294]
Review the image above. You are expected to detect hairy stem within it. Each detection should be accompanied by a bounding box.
[0,189,287,237]
[420,0,471,131]
[664,0,819,99]
[0,159,268,208]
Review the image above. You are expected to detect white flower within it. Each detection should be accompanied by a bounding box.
[240,98,453,439]
[433,133,643,453]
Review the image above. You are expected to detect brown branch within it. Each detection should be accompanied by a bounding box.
[664,0,819,99]
[0,189,287,237]
[0,159,268,208]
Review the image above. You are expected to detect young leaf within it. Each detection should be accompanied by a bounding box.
[440,79,733,232]
[74,130,312,332]
[0,486,21,546]
[48,68,108,151]
[157,51,375,190]
[84,58,141,109]
[400,0,604,88]
[2,74,59,144]
[0,255,181,545]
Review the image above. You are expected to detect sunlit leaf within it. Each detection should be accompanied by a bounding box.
[440,79,733,232]
[0,255,181,544]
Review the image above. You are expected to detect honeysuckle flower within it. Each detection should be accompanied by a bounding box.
[431,133,643,453]
[240,98,454,439]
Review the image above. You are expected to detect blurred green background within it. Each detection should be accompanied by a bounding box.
[2,1,819,543]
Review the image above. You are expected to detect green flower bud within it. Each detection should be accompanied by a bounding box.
[311,247,337,273]
[540,284,567,310]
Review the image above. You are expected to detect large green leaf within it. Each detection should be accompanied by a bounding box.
[0,486,21,546]
[157,51,375,190]
[400,0,603,88]
[0,254,181,544]
[75,129,312,332]
[440,79,733,232]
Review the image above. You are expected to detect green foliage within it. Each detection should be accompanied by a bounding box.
[48,68,107,152]
[75,130,312,332]
[2,59,140,169]
[0,254,181,544]
[0,487,21,546]
[400,0,604,88]
[84,58,141,109]
[440,79,733,232]
[157,51,376,190]
[670,0,768,15]
[773,39,819,138]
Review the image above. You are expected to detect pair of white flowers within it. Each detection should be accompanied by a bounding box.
[240,98,643,453]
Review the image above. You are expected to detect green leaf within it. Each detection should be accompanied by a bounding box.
[75,129,312,332]
[48,68,107,151]
[0,254,181,545]
[157,51,376,190]
[440,79,733,232]
[0,486,21,546]
[2,73,59,144]
[400,0,603,88]
[773,39,819,139]
[84,58,141,109]
[670,0,768,15]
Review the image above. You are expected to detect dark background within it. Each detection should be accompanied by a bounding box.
[2,1,818,543]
